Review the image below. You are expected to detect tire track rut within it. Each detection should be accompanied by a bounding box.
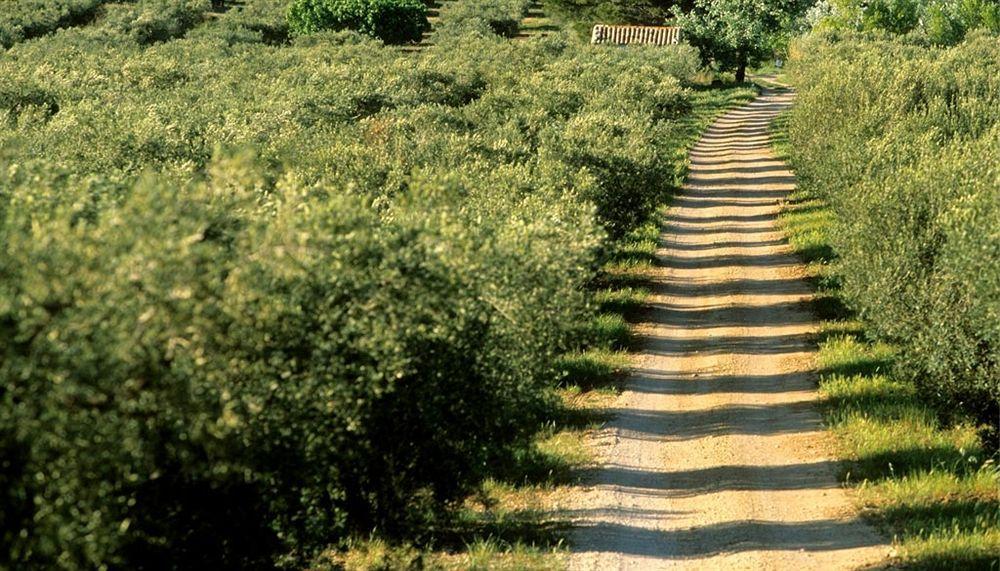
[568,88,889,570]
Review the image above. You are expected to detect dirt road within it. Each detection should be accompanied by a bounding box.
[568,88,889,570]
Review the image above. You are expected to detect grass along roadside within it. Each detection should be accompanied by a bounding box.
[323,82,756,570]
[772,110,1000,569]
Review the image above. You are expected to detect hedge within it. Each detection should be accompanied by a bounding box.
[0,162,598,568]
[103,0,211,45]
[0,0,108,48]
[786,30,1000,449]
[287,0,428,43]
[434,0,532,38]
[0,7,705,567]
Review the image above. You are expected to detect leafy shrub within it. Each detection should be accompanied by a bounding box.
[0,168,270,569]
[0,161,598,567]
[193,0,292,45]
[540,109,672,238]
[287,0,428,43]
[0,12,708,566]
[0,81,60,124]
[535,51,694,237]
[103,0,210,45]
[787,31,1000,449]
[0,0,106,48]
[920,0,1000,44]
[435,0,531,38]
[810,0,1000,45]
[864,0,922,33]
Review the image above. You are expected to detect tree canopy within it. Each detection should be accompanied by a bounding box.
[673,0,807,81]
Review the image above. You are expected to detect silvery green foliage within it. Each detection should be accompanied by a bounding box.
[434,0,532,38]
[806,0,1000,44]
[787,31,1000,451]
[0,0,108,48]
[805,0,836,28]
[0,5,703,567]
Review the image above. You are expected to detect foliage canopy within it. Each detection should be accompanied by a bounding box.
[787,31,1000,449]
[808,0,1000,44]
[0,0,706,566]
[673,0,807,81]
[287,0,429,42]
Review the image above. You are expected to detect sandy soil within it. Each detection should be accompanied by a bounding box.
[567,88,890,570]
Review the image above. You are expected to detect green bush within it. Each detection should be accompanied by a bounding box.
[103,0,210,45]
[0,169,270,568]
[810,0,1000,45]
[0,0,107,48]
[0,80,60,124]
[435,0,531,39]
[864,0,922,33]
[189,0,292,45]
[0,162,598,567]
[787,31,1000,449]
[0,12,707,566]
[287,0,428,43]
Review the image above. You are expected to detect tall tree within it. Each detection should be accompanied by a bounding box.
[673,0,804,82]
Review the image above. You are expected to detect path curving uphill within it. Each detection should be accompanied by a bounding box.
[568,88,890,570]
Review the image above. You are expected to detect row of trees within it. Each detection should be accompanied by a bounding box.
[283,0,807,81]
[542,0,999,82]
[0,0,707,565]
[536,0,810,81]
[274,0,836,82]
[670,0,997,82]
[787,30,1000,451]
[276,0,794,83]
[808,0,1000,44]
